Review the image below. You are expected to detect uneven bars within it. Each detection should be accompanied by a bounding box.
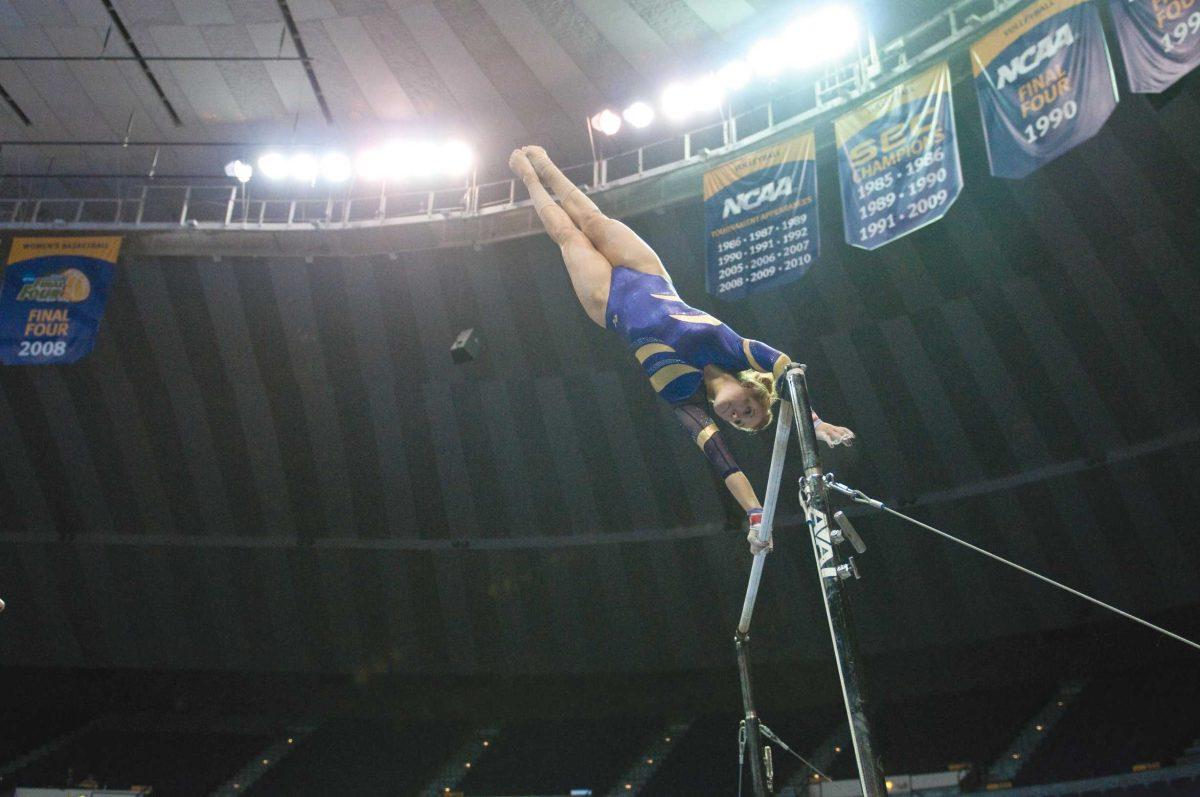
[738,399,794,635]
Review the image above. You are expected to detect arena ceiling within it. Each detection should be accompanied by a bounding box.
[0,66,1199,677]
[0,0,946,183]
[0,3,1197,682]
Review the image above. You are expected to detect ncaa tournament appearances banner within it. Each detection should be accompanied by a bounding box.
[972,0,1119,178]
[835,61,964,251]
[1109,0,1200,92]
[0,236,121,365]
[703,132,819,301]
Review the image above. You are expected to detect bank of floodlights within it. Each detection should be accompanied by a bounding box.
[591,3,862,136]
[250,139,473,185]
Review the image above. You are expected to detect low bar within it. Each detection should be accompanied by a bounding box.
[738,399,793,635]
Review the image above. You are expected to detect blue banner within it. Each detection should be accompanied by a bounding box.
[835,62,963,250]
[0,236,121,365]
[703,132,819,301]
[971,0,1119,179]
[1110,0,1200,92]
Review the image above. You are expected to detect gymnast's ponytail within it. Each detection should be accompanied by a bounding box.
[735,369,779,433]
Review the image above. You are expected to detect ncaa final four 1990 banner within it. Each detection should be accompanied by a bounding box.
[0,236,121,365]
[704,132,819,301]
[1109,0,1200,93]
[971,0,1119,179]
[835,61,963,250]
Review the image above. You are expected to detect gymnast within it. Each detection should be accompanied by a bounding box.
[509,146,855,555]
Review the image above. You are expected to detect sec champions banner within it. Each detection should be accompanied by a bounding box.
[0,236,121,365]
[1110,0,1200,92]
[835,62,963,251]
[703,132,818,301]
[971,0,1119,178]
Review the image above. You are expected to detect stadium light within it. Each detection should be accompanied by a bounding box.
[661,76,724,122]
[717,59,752,91]
[622,101,655,128]
[376,140,421,180]
[787,5,861,69]
[661,81,693,121]
[356,148,385,181]
[289,152,318,183]
[748,36,788,78]
[409,141,441,178]
[256,152,289,180]
[320,152,352,183]
[224,159,253,183]
[440,140,474,175]
[590,108,622,136]
[690,73,725,112]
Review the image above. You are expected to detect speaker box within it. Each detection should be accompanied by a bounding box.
[451,327,481,364]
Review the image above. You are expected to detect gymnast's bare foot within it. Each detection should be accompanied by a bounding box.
[522,145,552,178]
[509,148,536,181]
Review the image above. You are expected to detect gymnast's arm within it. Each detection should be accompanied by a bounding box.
[672,403,761,512]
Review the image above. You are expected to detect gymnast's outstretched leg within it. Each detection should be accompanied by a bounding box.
[522,145,669,281]
[509,148,611,328]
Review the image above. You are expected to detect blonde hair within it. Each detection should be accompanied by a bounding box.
[734,369,778,433]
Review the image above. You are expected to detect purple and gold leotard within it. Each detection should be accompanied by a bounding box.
[605,266,793,480]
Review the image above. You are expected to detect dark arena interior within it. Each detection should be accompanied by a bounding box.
[0,0,1199,795]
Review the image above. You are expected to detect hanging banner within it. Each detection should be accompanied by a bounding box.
[971,0,1119,179]
[835,62,963,251]
[703,132,819,301]
[1109,0,1200,93]
[0,236,121,365]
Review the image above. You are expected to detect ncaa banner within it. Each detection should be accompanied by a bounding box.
[703,132,818,301]
[1109,0,1200,93]
[835,61,963,251]
[0,236,121,365]
[971,0,1119,179]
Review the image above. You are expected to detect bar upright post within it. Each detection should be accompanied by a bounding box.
[784,364,887,797]
[735,632,770,797]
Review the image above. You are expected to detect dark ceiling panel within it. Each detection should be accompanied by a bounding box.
[625,0,714,53]
[232,260,328,542]
[339,258,418,537]
[269,259,359,536]
[127,260,240,535]
[435,0,581,157]
[522,0,645,106]
[196,258,297,538]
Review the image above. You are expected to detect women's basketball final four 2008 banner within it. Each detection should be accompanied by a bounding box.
[1109,0,1200,93]
[703,132,819,301]
[972,0,1119,179]
[835,61,963,251]
[0,236,121,365]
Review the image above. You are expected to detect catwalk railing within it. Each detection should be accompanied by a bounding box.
[0,0,1021,239]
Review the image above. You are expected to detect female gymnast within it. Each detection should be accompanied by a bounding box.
[509,146,855,554]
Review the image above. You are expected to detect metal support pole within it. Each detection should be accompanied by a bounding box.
[784,365,887,797]
[178,185,191,225]
[735,632,769,797]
